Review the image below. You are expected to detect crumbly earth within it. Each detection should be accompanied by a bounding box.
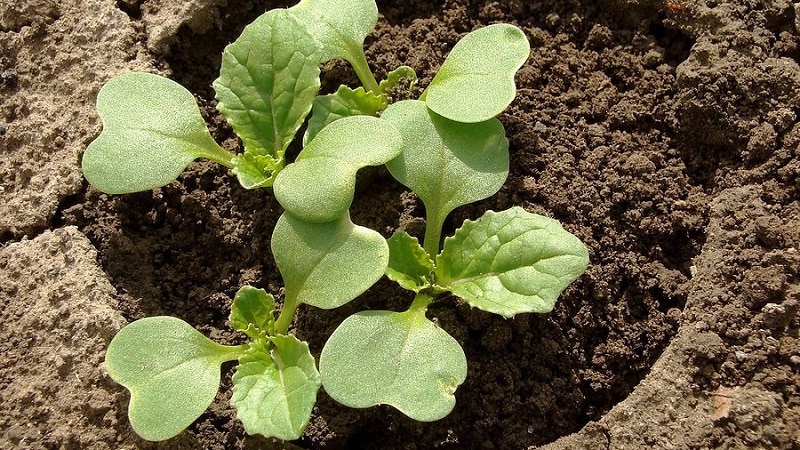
[1,0,798,449]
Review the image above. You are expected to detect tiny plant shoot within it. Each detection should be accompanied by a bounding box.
[89,0,590,443]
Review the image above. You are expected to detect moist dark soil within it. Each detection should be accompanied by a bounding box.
[3,0,797,449]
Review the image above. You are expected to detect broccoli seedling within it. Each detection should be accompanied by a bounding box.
[105,204,391,440]
[317,103,590,420]
[86,0,590,441]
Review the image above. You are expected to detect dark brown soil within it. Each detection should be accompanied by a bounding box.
[2,0,798,449]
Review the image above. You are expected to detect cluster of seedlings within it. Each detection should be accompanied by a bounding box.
[83,0,589,441]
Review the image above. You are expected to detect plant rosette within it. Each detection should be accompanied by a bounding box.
[87,0,590,442]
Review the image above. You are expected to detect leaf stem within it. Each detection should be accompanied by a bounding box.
[423,210,446,257]
[348,48,382,96]
[274,295,300,336]
[200,143,237,169]
[218,343,251,362]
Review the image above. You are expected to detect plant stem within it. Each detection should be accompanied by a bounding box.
[408,292,434,314]
[274,296,300,336]
[423,210,446,257]
[348,48,382,95]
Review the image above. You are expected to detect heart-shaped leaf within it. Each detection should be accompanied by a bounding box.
[82,72,234,194]
[436,207,590,317]
[273,115,403,223]
[271,212,389,309]
[214,9,322,188]
[231,335,320,440]
[288,0,378,64]
[105,317,244,441]
[383,100,508,253]
[319,308,467,421]
[424,24,530,123]
[386,230,434,292]
[230,286,276,339]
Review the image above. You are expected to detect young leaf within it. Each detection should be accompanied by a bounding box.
[386,230,435,292]
[379,66,418,93]
[319,308,467,421]
[304,85,387,145]
[105,317,244,441]
[230,286,276,339]
[383,100,509,253]
[231,336,321,440]
[435,207,590,318]
[271,212,389,309]
[214,9,322,189]
[273,115,403,223]
[423,24,530,123]
[82,72,234,194]
[288,0,378,64]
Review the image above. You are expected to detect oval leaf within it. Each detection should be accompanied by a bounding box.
[271,212,389,309]
[274,115,403,223]
[231,336,321,440]
[383,100,509,238]
[214,9,322,188]
[319,309,467,421]
[105,317,243,441]
[82,72,233,194]
[289,0,378,63]
[424,24,530,123]
[435,207,590,317]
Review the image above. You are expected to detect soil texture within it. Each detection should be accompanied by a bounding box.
[1,0,798,449]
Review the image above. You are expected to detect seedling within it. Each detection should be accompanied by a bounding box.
[89,0,590,443]
[106,203,392,440]
[313,102,589,420]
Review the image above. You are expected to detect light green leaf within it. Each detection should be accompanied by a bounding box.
[319,308,467,421]
[386,230,434,292]
[82,72,233,194]
[214,9,322,189]
[435,207,590,318]
[231,336,321,440]
[383,100,509,253]
[273,115,403,223]
[230,286,276,339]
[288,0,378,63]
[379,65,418,93]
[105,317,244,441]
[424,24,530,123]
[304,85,387,145]
[272,212,389,309]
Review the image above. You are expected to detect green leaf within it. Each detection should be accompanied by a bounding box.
[379,65,418,93]
[272,212,389,309]
[304,85,387,145]
[423,24,530,123]
[288,0,378,64]
[82,72,233,194]
[230,286,276,339]
[273,115,403,223]
[214,9,322,189]
[383,100,509,252]
[231,336,321,440]
[105,317,244,441]
[319,308,467,421]
[435,207,590,318]
[386,230,434,292]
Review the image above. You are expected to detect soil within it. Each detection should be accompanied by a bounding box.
[1,0,798,449]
